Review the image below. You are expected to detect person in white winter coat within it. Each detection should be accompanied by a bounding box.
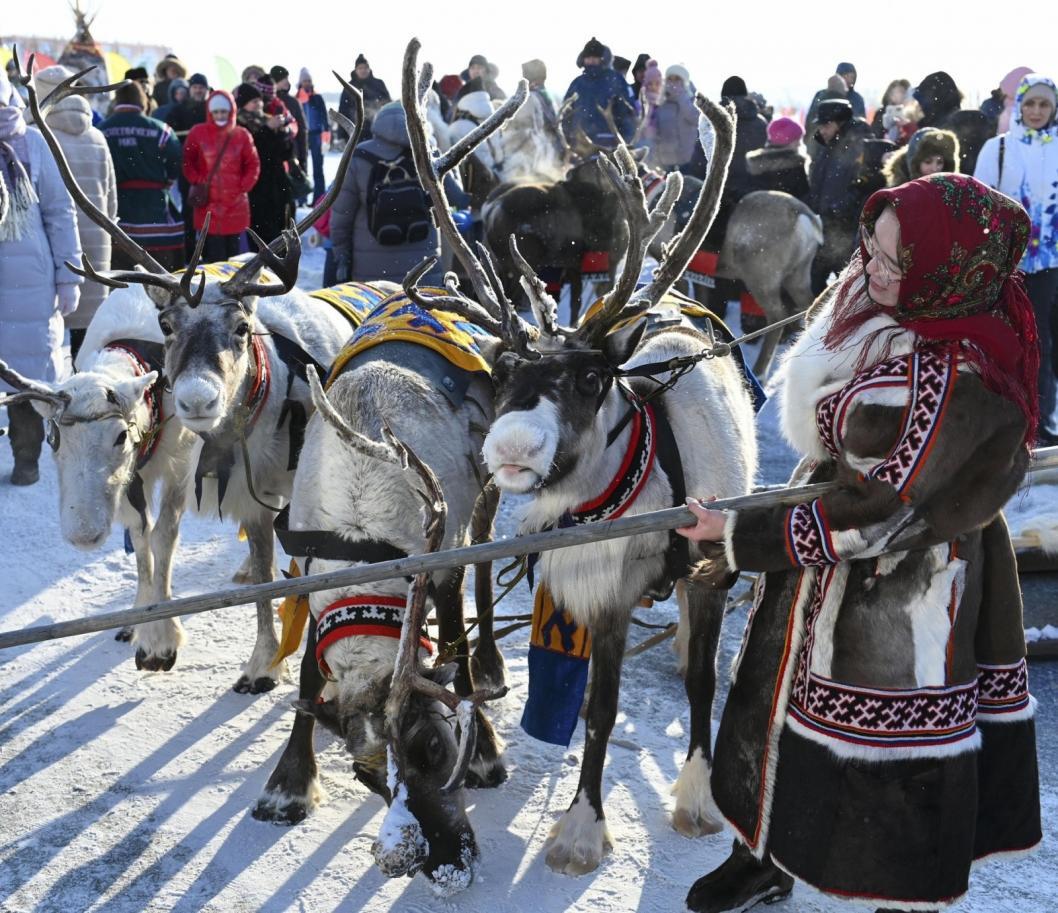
[975,73,1058,443]
[0,72,82,485]
[448,90,503,242]
[28,65,117,362]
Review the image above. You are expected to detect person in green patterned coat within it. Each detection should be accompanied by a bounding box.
[99,80,183,269]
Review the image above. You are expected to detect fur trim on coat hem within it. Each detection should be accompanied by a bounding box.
[769,852,967,910]
[784,715,982,762]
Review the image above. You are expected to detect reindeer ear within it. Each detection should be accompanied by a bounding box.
[475,335,505,368]
[292,698,342,734]
[602,319,646,367]
[237,295,259,315]
[145,285,173,311]
[30,397,61,420]
[115,371,158,410]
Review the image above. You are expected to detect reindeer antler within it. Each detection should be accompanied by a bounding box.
[13,50,173,281]
[577,147,683,344]
[221,75,365,301]
[0,359,70,410]
[401,38,539,358]
[383,425,507,794]
[632,96,736,310]
[305,366,406,464]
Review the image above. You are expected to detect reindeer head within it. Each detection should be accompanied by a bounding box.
[0,359,156,548]
[15,52,363,436]
[481,98,735,498]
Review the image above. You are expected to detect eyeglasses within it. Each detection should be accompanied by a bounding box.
[863,231,903,285]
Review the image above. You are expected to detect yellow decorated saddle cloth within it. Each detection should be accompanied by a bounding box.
[328,289,493,383]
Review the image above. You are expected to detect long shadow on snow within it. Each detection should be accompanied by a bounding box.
[186,778,390,913]
[0,636,129,749]
[0,690,280,905]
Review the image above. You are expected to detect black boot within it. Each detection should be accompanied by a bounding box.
[686,840,794,913]
[7,400,44,486]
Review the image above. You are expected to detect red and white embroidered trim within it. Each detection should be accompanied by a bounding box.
[315,594,432,678]
[977,659,1031,717]
[103,343,163,467]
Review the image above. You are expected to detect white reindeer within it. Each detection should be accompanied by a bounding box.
[0,292,195,669]
[22,64,368,692]
[480,98,757,875]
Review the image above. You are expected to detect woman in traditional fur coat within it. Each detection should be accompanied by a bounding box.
[883,127,960,187]
[678,173,1042,913]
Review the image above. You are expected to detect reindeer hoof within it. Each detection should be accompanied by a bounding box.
[545,800,613,876]
[114,626,134,643]
[251,795,308,825]
[234,674,279,694]
[672,806,724,838]
[135,648,177,672]
[471,649,507,691]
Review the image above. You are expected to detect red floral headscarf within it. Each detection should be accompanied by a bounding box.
[826,173,1039,443]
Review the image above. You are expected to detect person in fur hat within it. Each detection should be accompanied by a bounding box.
[152,53,188,109]
[883,127,959,187]
[678,173,1042,913]
[563,37,635,148]
[745,116,809,200]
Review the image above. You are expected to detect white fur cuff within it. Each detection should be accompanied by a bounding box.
[723,510,739,573]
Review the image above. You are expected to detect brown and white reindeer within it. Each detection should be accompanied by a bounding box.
[480,96,759,875]
[250,40,526,893]
[19,57,369,692]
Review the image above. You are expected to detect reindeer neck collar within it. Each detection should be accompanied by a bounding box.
[103,341,166,469]
[567,398,657,525]
[316,594,433,679]
[242,332,271,432]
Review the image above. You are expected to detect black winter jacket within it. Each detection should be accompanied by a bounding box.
[745,146,810,201]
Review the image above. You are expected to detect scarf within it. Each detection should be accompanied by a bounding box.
[826,173,1038,444]
[0,115,36,241]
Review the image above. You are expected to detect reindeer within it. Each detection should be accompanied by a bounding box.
[0,290,197,668]
[479,97,758,875]
[250,41,523,893]
[18,57,368,692]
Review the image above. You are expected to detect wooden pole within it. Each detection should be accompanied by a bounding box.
[3,449,1057,651]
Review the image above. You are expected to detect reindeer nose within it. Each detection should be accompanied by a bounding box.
[178,393,219,415]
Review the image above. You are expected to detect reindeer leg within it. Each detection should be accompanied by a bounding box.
[470,483,505,690]
[123,501,176,673]
[253,615,327,824]
[132,474,190,671]
[546,607,631,876]
[569,269,583,326]
[234,513,284,694]
[672,578,726,836]
[434,565,507,789]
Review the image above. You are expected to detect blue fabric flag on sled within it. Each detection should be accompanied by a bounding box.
[520,584,591,746]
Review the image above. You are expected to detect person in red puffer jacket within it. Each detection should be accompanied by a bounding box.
[183,89,260,260]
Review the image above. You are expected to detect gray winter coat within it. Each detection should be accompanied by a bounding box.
[330,103,460,284]
[28,66,118,329]
[0,114,82,389]
[652,89,699,169]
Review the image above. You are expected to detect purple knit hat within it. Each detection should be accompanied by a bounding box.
[766,116,804,146]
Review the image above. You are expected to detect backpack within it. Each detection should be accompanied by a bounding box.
[355,148,432,246]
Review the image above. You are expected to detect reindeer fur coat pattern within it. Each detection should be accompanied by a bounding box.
[709,295,1041,909]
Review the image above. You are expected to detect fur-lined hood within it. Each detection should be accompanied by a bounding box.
[746,144,807,176]
[883,128,960,186]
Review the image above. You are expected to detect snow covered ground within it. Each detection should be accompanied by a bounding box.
[1,373,1056,912]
